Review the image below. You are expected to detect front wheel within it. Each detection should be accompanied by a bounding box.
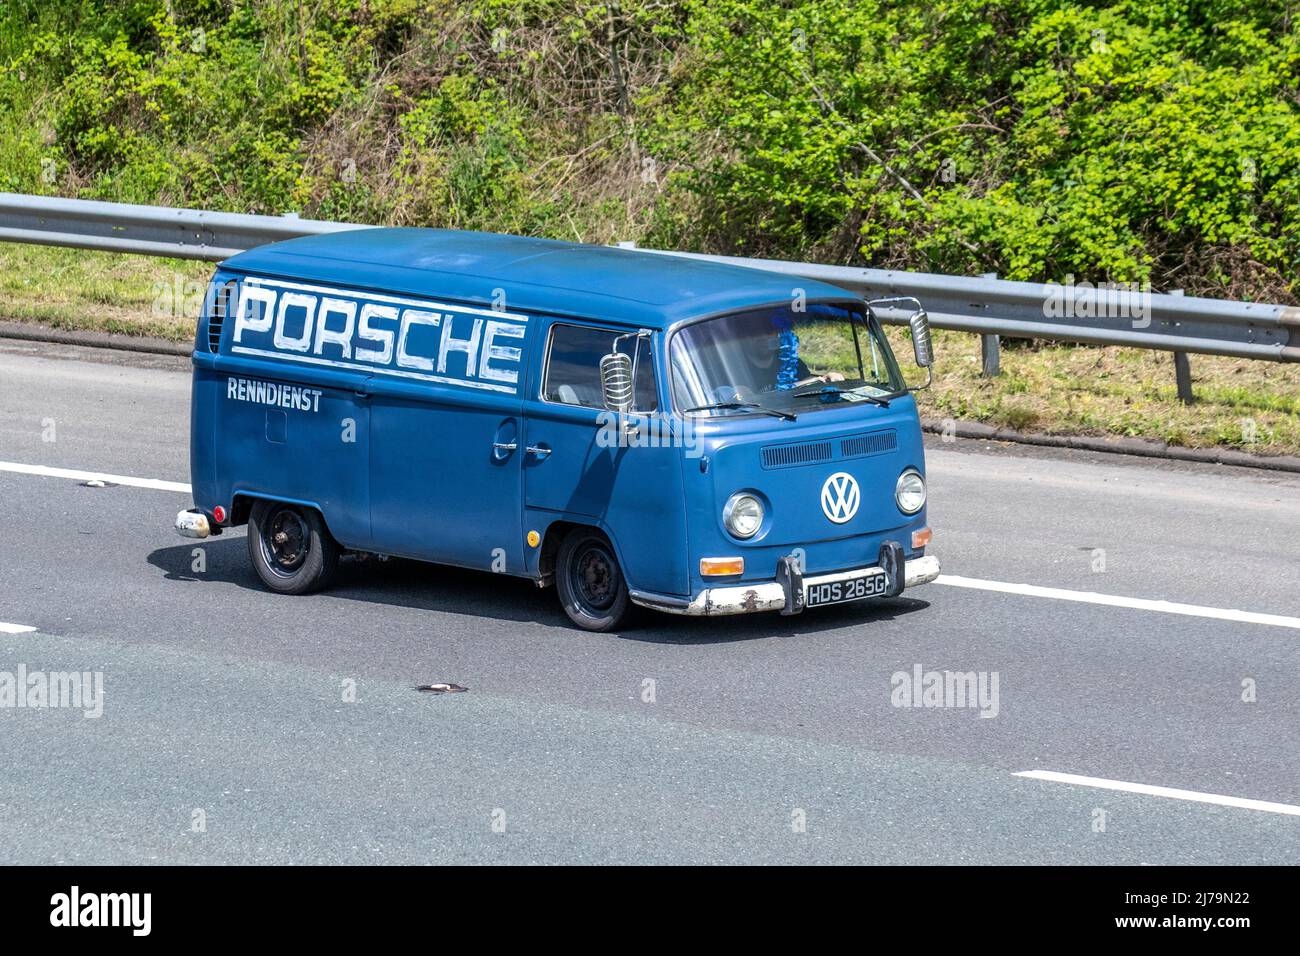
[556,530,631,632]
[246,500,339,595]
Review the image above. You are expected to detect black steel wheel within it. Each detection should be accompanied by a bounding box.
[247,500,339,595]
[556,529,631,631]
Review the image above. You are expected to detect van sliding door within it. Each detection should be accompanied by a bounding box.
[367,379,525,572]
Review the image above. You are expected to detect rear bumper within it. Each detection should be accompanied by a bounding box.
[630,553,941,617]
[175,509,212,539]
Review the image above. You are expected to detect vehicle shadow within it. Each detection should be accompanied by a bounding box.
[621,596,930,645]
[146,536,930,644]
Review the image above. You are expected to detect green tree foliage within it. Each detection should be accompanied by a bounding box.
[2,0,1298,298]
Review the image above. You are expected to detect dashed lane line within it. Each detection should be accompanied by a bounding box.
[0,460,190,494]
[5,458,1298,631]
[1015,770,1300,817]
[937,574,1300,631]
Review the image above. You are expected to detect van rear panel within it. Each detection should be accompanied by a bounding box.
[191,352,374,549]
[192,268,532,565]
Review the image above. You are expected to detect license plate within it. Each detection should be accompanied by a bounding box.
[803,572,887,608]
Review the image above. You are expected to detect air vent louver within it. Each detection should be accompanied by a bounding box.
[761,440,834,469]
[841,430,897,459]
[207,280,235,353]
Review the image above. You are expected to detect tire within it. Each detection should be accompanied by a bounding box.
[555,529,631,632]
[246,500,339,595]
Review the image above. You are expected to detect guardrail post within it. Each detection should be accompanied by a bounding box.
[980,273,1000,376]
[1169,290,1194,404]
[980,333,1001,377]
[1173,352,1194,404]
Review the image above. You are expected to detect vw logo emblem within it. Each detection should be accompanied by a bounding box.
[821,472,860,524]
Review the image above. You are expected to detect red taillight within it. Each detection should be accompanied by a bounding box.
[212,505,227,524]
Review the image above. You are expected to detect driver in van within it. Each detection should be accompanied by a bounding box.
[739,310,846,391]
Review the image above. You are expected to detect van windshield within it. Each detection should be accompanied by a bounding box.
[669,302,904,417]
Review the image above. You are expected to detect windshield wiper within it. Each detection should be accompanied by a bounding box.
[684,401,797,421]
[790,384,891,408]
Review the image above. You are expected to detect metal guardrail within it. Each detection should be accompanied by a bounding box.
[634,249,1300,364]
[0,192,361,261]
[1,192,1297,363]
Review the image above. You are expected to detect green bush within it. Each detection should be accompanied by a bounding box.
[2,0,1299,300]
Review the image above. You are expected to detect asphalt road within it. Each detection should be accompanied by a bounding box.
[1,337,1298,864]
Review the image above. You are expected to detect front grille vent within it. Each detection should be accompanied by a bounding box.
[840,430,897,459]
[761,440,834,470]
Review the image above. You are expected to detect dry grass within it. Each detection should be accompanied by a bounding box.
[0,243,210,341]
[889,327,1300,457]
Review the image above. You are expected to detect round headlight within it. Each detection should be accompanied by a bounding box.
[895,469,926,515]
[724,493,764,539]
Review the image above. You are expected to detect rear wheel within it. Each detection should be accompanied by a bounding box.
[556,529,631,632]
[247,500,339,595]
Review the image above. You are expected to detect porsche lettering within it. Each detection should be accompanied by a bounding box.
[230,278,526,394]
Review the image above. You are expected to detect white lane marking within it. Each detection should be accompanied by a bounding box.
[1,459,1296,632]
[1015,770,1300,817]
[0,461,190,494]
[0,622,37,634]
[937,574,1300,631]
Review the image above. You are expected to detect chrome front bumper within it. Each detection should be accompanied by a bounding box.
[630,554,941,617]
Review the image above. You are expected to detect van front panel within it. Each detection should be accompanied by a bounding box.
[684,397,930,594]
[523,319,689,597]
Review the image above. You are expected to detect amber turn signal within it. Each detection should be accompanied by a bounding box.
[700,557,745,576]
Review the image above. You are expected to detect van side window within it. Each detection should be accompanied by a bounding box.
[544,325,657,411]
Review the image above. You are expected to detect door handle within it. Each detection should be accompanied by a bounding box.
[492,441,518,453]
[526,445,552,460]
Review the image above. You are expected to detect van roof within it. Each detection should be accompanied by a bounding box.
[221,227,858,329]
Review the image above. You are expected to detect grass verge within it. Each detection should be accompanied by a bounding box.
[0,243,210,342]
[894,328,1300,458]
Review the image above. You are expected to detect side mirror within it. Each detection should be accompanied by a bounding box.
[599,350,635,414]
[909,309,934,368]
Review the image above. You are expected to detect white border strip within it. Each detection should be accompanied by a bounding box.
[937,574,1300,630]
[1015,770,1300,817]
[0,622,37,634]
[228,345,517,394]
[0,461,191,494]
[244,276,530,322]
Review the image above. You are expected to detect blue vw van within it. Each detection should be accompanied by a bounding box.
[176,228,940,630]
